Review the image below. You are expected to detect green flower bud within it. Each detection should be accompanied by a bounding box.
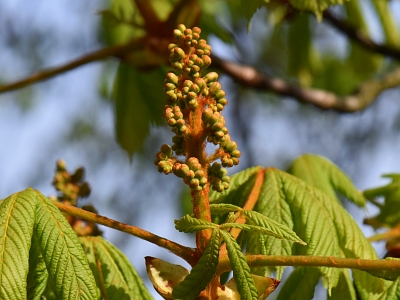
[218,98,228,106]
[216,104,224,112]
[222,176,230,183]
[165,90,177,101]
[215,131,225,139]
[209,82,221,96]
[174,111,183,119]
[177,24,186,33]
[167,118,176,126]
[164,83,176,91]
[179,125,187,133]
[224,141,237,152]
[190,84,200,94]
[195,170,205,178]
[202,55,211,68]
[202,108,214,122]
[189,178,200,188]
[217,168,228,178]
[232,157,239,165]
[194,78,206,91]
[200,177,208,186]
[173,47,185,59]
[184,28,192,36]
[173,29,183,39]
[231,150,241,158]
[215,90,226,99]
[210,162,222,173]
[166,72,179,84]
[187,91,197,99]
[193,27,201,35]
[172,62,183,70]
[196,49,204,56]
[188,99,198,109]
[204,72,218,83]
[186,170,195,179]
[183,80,193,88]
[172,136,183,143]
[222,182,229,190]
[168,43,177,51]
[212,122,224,131]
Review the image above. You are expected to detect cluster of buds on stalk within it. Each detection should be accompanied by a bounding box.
[154,24,241,192]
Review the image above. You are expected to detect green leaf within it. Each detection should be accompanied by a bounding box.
[0,190,36,299]
[276,267,320,300]
[27,233,48,300]
[113,63,165,156]
[243,210,306,245]
[289,0,346,21]
[175,215,218,233]
[287,154,366,207]
[363,176,400,228]
[34,190,99,299]
[172,230,220,299]
[80,236,153,300]
[366,258,400,281]
[328,269,357,300]
[240,0,266,30]
[210,166,262,205]
[378,276,400,300]
[371,0,400,47]
[220,230,258,300]
[246,168,384,294]
[209,203,241,215]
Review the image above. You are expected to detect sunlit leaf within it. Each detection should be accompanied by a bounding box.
[220,230,259,300]
[328,269,357,300]
[289,0,346,21]
[209,203,241,215]
[287,154,366,207]
[172,229,220,299]
[175,214,218,233]
[377,276,400,300]
[80,236,153,300]
[366,258,400,281]
[276,267,320,300]
[27,234,48,300]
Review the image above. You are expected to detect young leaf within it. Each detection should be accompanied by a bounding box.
[243,210,306,245]
[0,190,36,299]
[220,230,259,300]
[80,236,153,300]
[113,63,165,156]
[328,269,357,300]
[210,203,242,215]
[365,258,400,281]
[210,166,261,205]
[145,257,189,299]
[34,190,99,299]
[220,222,306,245]
[172,229,220,299]
[175,214,218,233]
[287,154,366,207]
[276,267,320,300]
[27,234,48,300]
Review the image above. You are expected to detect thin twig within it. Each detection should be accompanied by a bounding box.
[323,10,400,61]
[211,54,400,112]
[217,254,400,274]
[0,38,144,94]
[52,201,197,265]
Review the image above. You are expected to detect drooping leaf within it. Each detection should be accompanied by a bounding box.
[175,214,218,233]
[113,63,165,156]
[328,269,357,300]
[80,236,153,300]
[287,154,366,207]
[366,258,400,281]
[145,257,189,299]
[172,229,220,299]
[210,166,262,205]
[0,190,36,299]
[276,267,320,300]
[243,210,306,245]
[220,230,259,300]
[289,0,346,21]
[26,233,48,300]
[240,0,266,30]
[209,203,241,215]
[34,190,99,299]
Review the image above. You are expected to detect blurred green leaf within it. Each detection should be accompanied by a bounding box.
[113,63,165,156]
[240,0,266,30]
[371,0,400,47]
[289,0,346,21]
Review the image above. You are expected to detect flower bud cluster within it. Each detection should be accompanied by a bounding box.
[52,159,91,205]
[172,157,208,191]
[208,162,230,192]
[154,144,175,175]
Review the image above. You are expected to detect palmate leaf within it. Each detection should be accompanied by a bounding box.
[0,188,99,300]
[287,154,366,207]
[241,168,385,298]
[209,203,241,215]
[172,229,220,299]
[378,277,400,300]
[220,230,259,300]
[80,236,153,300]
[175,214,218,233]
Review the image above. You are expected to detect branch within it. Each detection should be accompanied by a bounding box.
[217,254,400,274]
[323,10,400,60]
[211,54,400,112]
[0,38,144,94]
[52,201,197,265]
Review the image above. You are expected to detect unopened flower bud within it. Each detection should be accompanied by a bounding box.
[204,72,218,83]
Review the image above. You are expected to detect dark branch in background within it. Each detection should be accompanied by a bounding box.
[0,38,144,94]
[211,55,400,112]
[323,10,400,61]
